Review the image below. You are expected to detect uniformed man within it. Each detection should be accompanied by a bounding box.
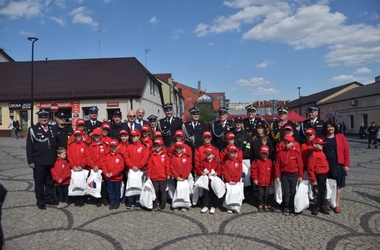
[109,110,127,139]
[243,104,267,138]
[55,111,73,149]
[85,106,102,135]
[211,107,234,151]
[158,103,183,147]
[299,105,324,144]
[26,109,58,210]
[182,107,209,153]
[147,115,158,140]
[269,106,299,150]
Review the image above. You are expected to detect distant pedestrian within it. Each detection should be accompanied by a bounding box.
[367,122,378,149]
[358,124,366,139]
[8,116,16,139]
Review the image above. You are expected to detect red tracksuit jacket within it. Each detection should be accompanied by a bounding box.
[251,158,274,187]
[51,158,71,186]
[167,142,193,159]
[276,141,301,153]
[67,141,88,169]
[86,141,109,170]
[194,143,220,170]
[125,141,149,170]
[101,135,112,145]
[142,137,153,148]
[146,151,171,181]
[274,148,303,178]
[220,145,243,162]
[67,133,91,147]
[170,153,192,179]
[301,141,313,170]
[222,157,242,183]
[195,158,222,177]
[307,149,329,183]
[101,151,125,182]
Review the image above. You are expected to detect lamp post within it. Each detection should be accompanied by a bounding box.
[28,37,38,125]
[297,86,301,115]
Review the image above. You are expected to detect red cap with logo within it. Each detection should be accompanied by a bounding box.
[175,141,185,147]
[225,132,235,139]
[92,128,102,136]
[205,147,215,155]
[154,131,162,137]
[227,145,238,152]
[202,131,212,138]
[305,128,316,135]
[130,130,141,136]
[73,129,83,136]
[174,130,184,137]
[76,119,85,126]
[119,130,129,136]
[101,123,110,130]
[260,145,270,154]
[284,125,293,131]
[110,139,119,147]
[312,137,326,145]
[283,135,295,142]
[141,125,150,132]
[154,139,164,146]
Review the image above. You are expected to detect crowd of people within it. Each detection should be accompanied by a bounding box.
[25,103,351,216]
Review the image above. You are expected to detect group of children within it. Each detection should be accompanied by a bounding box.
[51,122,330,216]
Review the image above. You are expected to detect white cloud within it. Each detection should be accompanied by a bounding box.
[353,67,371,74]
[170,28,183,39]
[69,6,97,27]
[250,86,280,95]
[236,77,270,86]
[194,2,380,67]
[207,42,214,46]
[149,16,159,25]
[55,0,65,8]
[19,30,35,36]
[371,13,380,20]
[256,60,274,68]
[49,16,65,26]
[330,75,368,83]
[0,0,41,19]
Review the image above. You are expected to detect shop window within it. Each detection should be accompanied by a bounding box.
[348,115,354,130]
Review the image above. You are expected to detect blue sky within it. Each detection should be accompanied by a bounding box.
[1,0,379,103]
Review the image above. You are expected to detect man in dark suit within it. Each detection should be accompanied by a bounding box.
[299,105,324,144]
[125,110,142,134]
[136,108,149,127]
[182,107,209,152]
[55,111,73,149]
[243,104,267,138]
[158,103,183,147]
[211,107,234,151]
[269,106,299,150]
[85,106,102,135]
[26,110,58,210]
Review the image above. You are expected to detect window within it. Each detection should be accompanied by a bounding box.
[150,80,155,95]
[348,115,354,130]
[0,108,2,125]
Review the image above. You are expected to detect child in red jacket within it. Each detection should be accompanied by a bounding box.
[101,139,125,210]
[300,128,316,171]
[141,125,153,148]
[125,130,149,209]
[275,135,303,216]
[51,147,71,209]
[195,131,220,170]
[67,129,88,207]
[308,137,330,216]
[195,147,222,214]
[100,122,112,145]
[86,128,110,207]
[220,132,243,162]
[167,130,192,160]
[251,145,274,212]
[147,139,171,210]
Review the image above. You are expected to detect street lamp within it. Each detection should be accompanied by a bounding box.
[28,37,38,125]
[297,86,301,115]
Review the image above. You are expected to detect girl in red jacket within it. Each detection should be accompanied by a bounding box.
[147,139,171,210]
[195,131,220,170]
[101,139,125,210]
[141,125,153,148]
[308,137,330,216]
[100,122,112,145]
[274,135,303,216]
[118,130,129,155]
[220,132,243,162]
[300,128,316,171]
[67,119,91,146]
[67,129,88,207]
[195,147,222,214]
[222,145,243,214]
[124,130,149,209]
[251,145,274,212]
[167,130,192,160]
[51,147,71,209]
[86,128,110,207]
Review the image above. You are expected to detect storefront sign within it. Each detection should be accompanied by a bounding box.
[8,103,31,110]
[107,102,119,107]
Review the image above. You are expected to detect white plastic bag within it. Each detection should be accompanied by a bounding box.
[294,180,310,213]
[125,169,143,196]
[194,175,209,190]
[172,180,191,208]
[274,181,282,204]
[188,173,194,194]
[68,169,89,196]
[242,159,252,187]
[166,177,176,199]
[327,178,337,208]
[308,182,315,201]
[139,179,156,209]
[120,181,125,199]
[223,182,244,213]
[209,175,226,198]
[84,170,103,198]
[192,186,204,205]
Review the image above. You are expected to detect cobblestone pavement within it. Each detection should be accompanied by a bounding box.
[0,137,379,250]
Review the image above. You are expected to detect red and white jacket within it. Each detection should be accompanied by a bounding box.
[146,151,171,181]
[101,151,125,182]
[274,148,303,178]
[124,141,149,171]
[194,143,220,169]
[86,141,109,170]
[51,158,71,186]
[300,141,314,170]
[307,149,329,183]
[167,142,193,159]
[222,157,242,183]
[220,145,243,162]
[251,158,274,187]
[170,153,192,179]
[195,158,222,177]
[67,140,88,169]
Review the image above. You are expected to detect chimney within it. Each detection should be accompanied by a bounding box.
[198,81,201,90]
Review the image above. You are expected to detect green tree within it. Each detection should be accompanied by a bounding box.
[197,102,215,123]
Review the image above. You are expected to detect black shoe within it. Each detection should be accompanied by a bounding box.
[126,203,132,209]
[96,202,102,207]
[46,201,59,206]
[114,203,120,209]
[38,205,46,210]
[102,199,109,206]
[109,204,114,210]
[74,200,80,207]
[121,197,126,203]
[312,207,319,215]
[135,203,141,210]
[79,200,85,207]
[319,206,330,215]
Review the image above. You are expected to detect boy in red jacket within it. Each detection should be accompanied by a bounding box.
[308,137,330,216]
[251,145,274,212]
[222,145,243,214]
[195,147,222,214]
[101,140,125,210]
[124,130,149,209]
[86,128,110,207]
[195,131,220,170]
[67,129,88,207]
[300,128,316,171]
[141,125,153,148]
[147,139,171,210]
[275,135,303,216]
[51,147,71,209]
[276,125,301,153]
[220,132,243,162]
[101,122,112,145]
[167,130,192,159]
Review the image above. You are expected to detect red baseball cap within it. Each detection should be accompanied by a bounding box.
[130,130,141,136]
[283,135,295,142]
[76,119,85,126]
[305,128,316,135]
[174,130,184,137]
[203,131,212,138]
[119,130,129,136]
[154,131,162,137]
[92,128,102,136]
[101,123,110,130]
[141,125,150,132]
[225,132,235,139]
[227,145,238,152]
[260,145,270,154]
[153,139,164,146]
[205,147,215,155]
[110,139,119,147]
[73,129,83,136]
[312,137,326,145]
[175,141,185,147]
[284,125,293,131]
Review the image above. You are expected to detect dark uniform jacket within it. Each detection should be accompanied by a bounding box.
[299,118,324,144]
[85,120,102,135]
[243,117,266,137]
[211,119,234,150]
[250,135,274,162]
[55,124,73,149]
[109,123,127,140]
[234,129,250,159]
[26,123,58,165]
[182,120,209,150]
[269,120,299,150]
[158,116,183,147]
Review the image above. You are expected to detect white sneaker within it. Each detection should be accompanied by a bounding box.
[56,202,63,209]
[61,202,69,208]
[173,208,179,212]
[181,208,187,212]
[201,207,208,213]
[209,207,216,214]
[227,209,233,214]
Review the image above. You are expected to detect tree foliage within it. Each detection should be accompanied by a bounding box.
[197,102,215,123]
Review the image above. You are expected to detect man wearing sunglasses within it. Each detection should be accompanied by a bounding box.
[125,110,142,134]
